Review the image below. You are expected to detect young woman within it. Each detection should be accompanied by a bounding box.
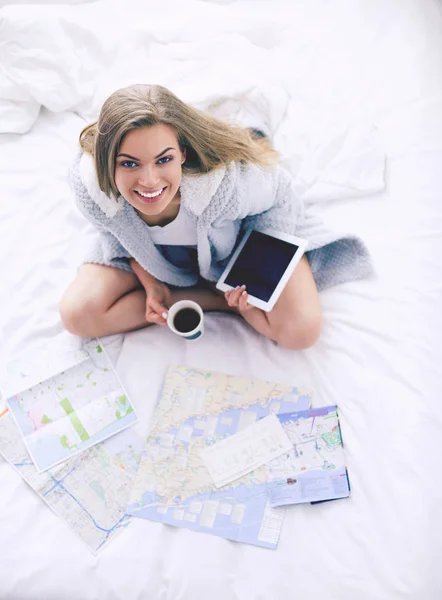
[60,84,372,349]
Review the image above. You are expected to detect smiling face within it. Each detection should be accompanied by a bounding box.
[114,123,186,225]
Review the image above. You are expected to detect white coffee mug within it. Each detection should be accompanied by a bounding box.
[167,300,204,341]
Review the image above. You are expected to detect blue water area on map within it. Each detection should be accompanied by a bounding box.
[277,405,337,424]
[128,482,279,549]
[173,391,310,447]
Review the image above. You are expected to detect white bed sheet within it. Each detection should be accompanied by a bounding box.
[1,1,442,599]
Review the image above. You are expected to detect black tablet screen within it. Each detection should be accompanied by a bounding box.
[224,231,299,302]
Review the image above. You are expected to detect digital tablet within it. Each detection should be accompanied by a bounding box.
[216,229,308,312]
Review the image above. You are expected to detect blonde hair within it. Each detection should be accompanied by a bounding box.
[79,84,279,198]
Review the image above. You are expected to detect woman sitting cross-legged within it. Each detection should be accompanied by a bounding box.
[59,84,372,349]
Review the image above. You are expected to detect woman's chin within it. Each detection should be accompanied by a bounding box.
[134,194,169,216]
[135,198,176,224]
[138,202,164,215]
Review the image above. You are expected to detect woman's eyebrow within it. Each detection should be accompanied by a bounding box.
[117,153,139,160]
[116,147,175,161]
[155,147,174,159]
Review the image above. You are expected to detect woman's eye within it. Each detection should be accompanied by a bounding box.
[157,156,172,165]
[121,160,137,168]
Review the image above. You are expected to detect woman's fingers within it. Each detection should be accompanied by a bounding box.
[146,308,167,325]
[226,285,246,307]
[225,287,237,306]
[238,290,252,312]
[150,298,168,317]
[147,298,168,324]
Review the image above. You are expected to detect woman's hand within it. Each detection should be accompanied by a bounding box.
[144,279,172,325]
[129,258,172,326]
[225,284,273,337]
[224,285,254,313]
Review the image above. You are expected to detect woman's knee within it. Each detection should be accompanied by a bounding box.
[58,264,140,337]
[272,311,322,350]
[58,293,103,337]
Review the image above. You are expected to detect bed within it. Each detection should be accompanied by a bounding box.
[1,0,441,598]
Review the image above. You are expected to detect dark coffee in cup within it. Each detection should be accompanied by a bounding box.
[173,308,201,333]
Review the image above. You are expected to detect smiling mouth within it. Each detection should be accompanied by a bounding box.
[134,187,167,203]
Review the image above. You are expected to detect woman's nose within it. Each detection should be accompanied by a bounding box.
[138,167,160,188]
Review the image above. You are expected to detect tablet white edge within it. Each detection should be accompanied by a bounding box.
[216,228,308,312]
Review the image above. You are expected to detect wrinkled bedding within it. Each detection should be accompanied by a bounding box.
[0,1,442,599]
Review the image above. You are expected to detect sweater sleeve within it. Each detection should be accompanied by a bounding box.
[243,165,374,291]
[82,230,134,273]
[69,156,134,274]
[242,165,300,235]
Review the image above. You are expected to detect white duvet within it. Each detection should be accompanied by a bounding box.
[1,1,442,599]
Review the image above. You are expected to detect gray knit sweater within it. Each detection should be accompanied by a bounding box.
[70,152,373,291]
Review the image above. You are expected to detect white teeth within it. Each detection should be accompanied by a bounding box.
[136,188,164,198]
